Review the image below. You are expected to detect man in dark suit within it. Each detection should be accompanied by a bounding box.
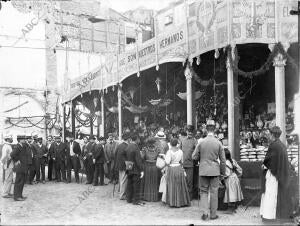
[10,135,29,201]
[125,133,144,205]
[46,135,55,181]
[25,136,34,184]
[92,137,107,186]
[30,134,42,183]
[83,136,96,184]
[192,120,226,221]
[66,134,81,183]
[49,136,67,182]
[114,132,131,200]
[37,137,48,183]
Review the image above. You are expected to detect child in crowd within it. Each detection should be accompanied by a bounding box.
[223,148,243,213]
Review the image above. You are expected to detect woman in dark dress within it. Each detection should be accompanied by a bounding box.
[141,138,161,202]
[260,126,292,222]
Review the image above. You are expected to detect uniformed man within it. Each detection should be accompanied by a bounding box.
[37,137,48,183]
[66,134,81,183]
[83,135,96,184]
[49,136,67,182]
[1,134,14,198]
[10,135,29,201]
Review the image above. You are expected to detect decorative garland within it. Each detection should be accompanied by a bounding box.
[226,42,298,79]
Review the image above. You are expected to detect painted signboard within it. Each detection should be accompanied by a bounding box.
[63,0,298,103]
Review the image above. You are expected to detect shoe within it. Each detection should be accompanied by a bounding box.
[14,197,25,201]
[99,183,108,186]
[2,195,13,198]
[210,215,219,220]
[42,181,46,184]
[201,214,209,221]
[133,201,145,206]
[21,196,27,200]
[93,184,98,186]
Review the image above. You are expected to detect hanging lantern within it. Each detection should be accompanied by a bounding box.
[196,56,201,65]
[256,116,264,129]
[112,86,115,92]
[155,77,162,94]
[156,64,159,71]
[137,71,140,77]
[214,49,220,59]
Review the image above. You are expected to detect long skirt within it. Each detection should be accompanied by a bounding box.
[260,170,278,219]
[143,162,160,202]
[223,173,244,203]
[166,166,190,207]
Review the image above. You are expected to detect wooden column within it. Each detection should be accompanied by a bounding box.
[118,84,122,140]
[184,64,195,126]
[62,104,66,142]
[71,101,75,138]
[227,57,240,159]
[100,94,105,137]
[273,53,287,144]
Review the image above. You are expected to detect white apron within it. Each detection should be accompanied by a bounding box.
[260,170,278,219]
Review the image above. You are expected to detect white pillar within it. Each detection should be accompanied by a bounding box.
[118,84,122,140]
[273,53,287,144]
[0,89,5,144]
[184,65,193,126]
[100,94,105,137]
[227,57,235,154]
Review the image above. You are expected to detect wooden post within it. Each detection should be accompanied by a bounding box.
[100,94,105,137]
[62,104,66,142]
[118,84,122,140]
[90,116,93,136]
[71,101,75,138]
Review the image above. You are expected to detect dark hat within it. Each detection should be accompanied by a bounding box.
[17,135,26,140]
[122,132,130,140]
[89,135,96,140]
[270,126,282,136]
[26,135,32,140]
[98,136,105,141]
[146,137,157,146]
[187,124,195,132]
[108,133,113,137]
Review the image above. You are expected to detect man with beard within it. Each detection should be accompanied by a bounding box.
[1,134,14,198]
[114,132,131,200]
[92,136,107,186]
[66,134,81,183]
[50,136,67,182]
[83,135,96,184]
[11,135,29,201]
[125,133,144,205]
[46,135,55,181]
[104,133,118,183]
[36,137,48,183]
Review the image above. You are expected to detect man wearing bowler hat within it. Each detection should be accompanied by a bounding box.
[192,119,226,221]
[49,135,67,182]
[92,136,107,186]
[66,133,81,183]
[83,135,96,184]
[10,135,29,201]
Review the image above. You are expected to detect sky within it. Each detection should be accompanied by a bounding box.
[104,0,175,12]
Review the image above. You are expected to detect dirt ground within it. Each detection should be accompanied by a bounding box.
[0,167,284,225]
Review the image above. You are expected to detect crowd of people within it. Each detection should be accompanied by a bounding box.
[0,120,296,222]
